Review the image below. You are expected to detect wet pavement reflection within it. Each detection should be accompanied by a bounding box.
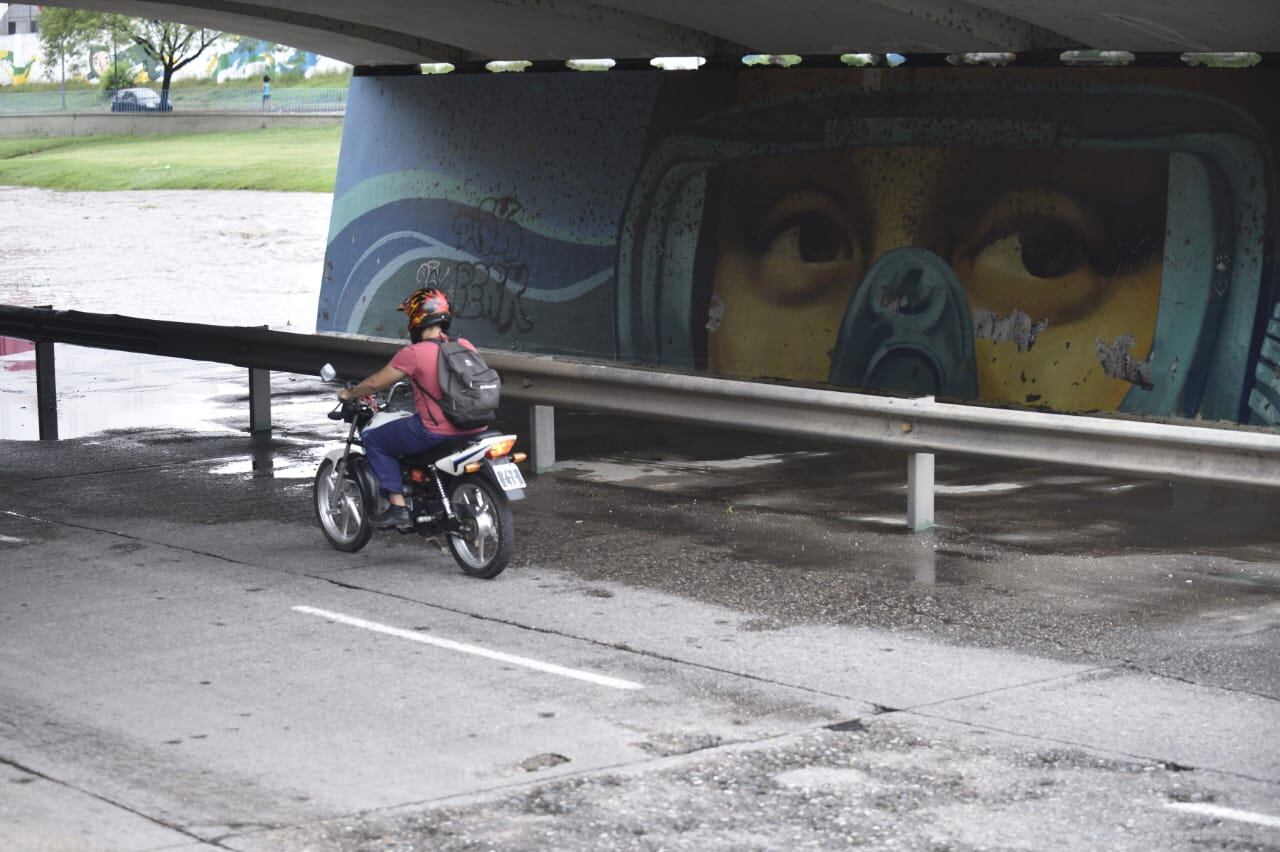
[0,344,337,449]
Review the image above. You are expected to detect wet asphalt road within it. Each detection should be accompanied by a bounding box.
[1,370,1278,850]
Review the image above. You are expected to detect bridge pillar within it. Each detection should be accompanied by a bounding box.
[907,452,935,531]
[530,404,555,473]
[248,368,271,434]
[36,340,58,441]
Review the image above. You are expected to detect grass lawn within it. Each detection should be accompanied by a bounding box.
[0,126,341,192]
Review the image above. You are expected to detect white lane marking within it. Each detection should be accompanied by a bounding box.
[0,534,25,543]
[1165,802,1280,828]
[293,605,643,691]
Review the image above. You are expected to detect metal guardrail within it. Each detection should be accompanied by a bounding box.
[0,305,390,375]
[495,355,1280,488]
[4,304,1280,492]
[0,88,347,115]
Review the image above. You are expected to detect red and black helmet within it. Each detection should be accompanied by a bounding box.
[397,287,451,336]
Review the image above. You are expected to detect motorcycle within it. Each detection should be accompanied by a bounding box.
[312,363,526,579]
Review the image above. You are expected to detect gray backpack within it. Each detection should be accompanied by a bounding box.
[418,338,501,430]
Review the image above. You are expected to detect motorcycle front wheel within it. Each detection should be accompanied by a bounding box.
[447,476,514,579]
[314,458,373,552]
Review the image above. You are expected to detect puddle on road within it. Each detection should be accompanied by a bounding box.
[1,346,247,440]
[206,442,328,480]
[1203,569,1280,592]
[1,345,336,445]
[2,343,340,482]
[934,482,1024,496]
[555,452,834,489]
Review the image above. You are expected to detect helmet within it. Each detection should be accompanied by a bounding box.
[398,287,451,336]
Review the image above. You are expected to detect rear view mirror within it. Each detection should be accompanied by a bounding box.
[320,363,337,382]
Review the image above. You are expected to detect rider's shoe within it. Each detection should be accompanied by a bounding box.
[373,504,413,531]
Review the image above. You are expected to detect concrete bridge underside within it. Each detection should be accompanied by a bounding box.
[48,1,1280,66]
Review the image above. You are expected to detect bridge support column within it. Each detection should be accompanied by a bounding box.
[248,368,271,434]
[907,452,934,531]
[530,404,555,473]
[36,340,58,441]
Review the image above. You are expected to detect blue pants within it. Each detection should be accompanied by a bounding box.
[362,415,447,496]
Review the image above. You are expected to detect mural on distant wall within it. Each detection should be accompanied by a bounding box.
[0,34,344,86]
[0,48,37,85]
[199,37,342,83]
[85,42,151,84]
[81,36,341,85]
[318,68,1279,427]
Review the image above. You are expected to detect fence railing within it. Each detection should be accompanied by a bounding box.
[0,87,347,115]
[5,304,1280,530]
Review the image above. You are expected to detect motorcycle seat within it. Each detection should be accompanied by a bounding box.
[399,431,503,468]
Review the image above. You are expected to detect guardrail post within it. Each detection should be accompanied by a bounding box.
[907,452,935,531]
[248,368,271,434]
[35,340,58,441]
[530,404,555,473]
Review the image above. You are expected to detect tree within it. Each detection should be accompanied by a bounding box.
[37,7,105,82]
[106,15,221,108]
[38,8,221,104]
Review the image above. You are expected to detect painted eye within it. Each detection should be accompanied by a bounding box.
[739,189,864,305]
[969,217,1095,285]
[1016,219,1088,279]
[765,211,853,264]
[958,204,1108,323]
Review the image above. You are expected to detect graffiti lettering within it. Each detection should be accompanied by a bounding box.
[439,195,535,335]
[415,259,534,335]
[417,259,448,289]
[451,261,533,334]
[452,196,524,263]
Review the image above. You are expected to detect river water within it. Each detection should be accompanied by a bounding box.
[0,187,334,440]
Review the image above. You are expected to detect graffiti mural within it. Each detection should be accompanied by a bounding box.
[0,48,38,86]
[319,67,1279,427]
[200,37,344,83]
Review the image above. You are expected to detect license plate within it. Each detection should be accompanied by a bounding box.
[491,461,526,491]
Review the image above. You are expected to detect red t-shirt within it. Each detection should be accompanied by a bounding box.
[389,336,486,436]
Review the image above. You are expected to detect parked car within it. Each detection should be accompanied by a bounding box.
[109,87,173,113]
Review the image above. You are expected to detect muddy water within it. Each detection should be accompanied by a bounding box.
[0,187,333,440]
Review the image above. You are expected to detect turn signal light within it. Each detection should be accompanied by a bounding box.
[512,452,527,464]
[463,462,483,474]
[486,438,516,458]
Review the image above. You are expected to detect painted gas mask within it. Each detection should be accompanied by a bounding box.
[829,247,978,397]
[615,78,1272,425]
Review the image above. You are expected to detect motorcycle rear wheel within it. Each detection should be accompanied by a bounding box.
[314,458,373,552]
[447,476,514,579]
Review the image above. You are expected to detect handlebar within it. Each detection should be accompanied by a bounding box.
[321,369,409,424]
[328,380,375,423]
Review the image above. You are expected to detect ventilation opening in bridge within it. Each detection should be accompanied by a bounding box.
[743,54,802,67]
[566,58,616,71]
[1181,52,1261,68]
[947,52,1016,66]
[650,56,706,71]
[1060,50,1135,66]
[486,60,532,73]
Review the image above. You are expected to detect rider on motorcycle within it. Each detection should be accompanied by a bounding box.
[337,288,486,530]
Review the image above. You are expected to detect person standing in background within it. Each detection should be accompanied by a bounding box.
[261,74,271,110]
